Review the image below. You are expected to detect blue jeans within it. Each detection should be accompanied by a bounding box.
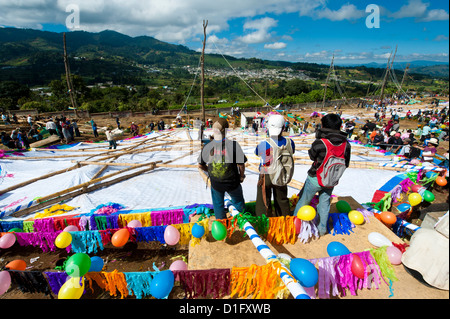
[211,184,245,220]
[293,175,334,236]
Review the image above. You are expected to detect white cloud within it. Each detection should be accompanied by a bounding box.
[237,17,278,44]
[264,42,287,50]
[420,9,449,22]
[315,4,365,21]
[0,0,351,44]
[434,35,449,42]
[391,0,449,22]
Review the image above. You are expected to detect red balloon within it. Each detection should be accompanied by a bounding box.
[381,211,397,225]
[294,217,302,235]
[351,254,365,279]
[374,213,382,221]
[410,184,422,193]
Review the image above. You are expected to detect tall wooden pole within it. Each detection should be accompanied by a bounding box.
[400,63,410,93]
[379,51,393,103]
[322,54,334,110]
[63,33,79,118]
[201,21,208,122]
[199,20,208,141]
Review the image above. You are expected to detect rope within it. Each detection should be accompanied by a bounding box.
[388,67,412,100]
[178,55,202,117]
[331,64,348,103]
[207,32,271,107]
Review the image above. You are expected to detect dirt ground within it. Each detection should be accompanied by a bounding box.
[1,99,449,300]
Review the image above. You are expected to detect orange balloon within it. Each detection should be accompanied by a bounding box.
[436,176,448,187]
[5,259,26,271]
[381,211,397,225]
[111,229,130,247]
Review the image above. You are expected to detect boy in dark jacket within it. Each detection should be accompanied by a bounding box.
[293,113,351,236]
[198,118,247,220]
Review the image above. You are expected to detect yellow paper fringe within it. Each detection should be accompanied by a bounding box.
[230,262,289,299]
[119,212,152,227]
[34,204,75,219]
[266,216,297,245]
[172,219,211,247]
[189,219,210,247]
[174,223,193,246]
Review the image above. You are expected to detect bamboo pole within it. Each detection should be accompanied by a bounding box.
[0,163,82,195]
[33,161,161,205]
[2,154,101,160]
[0,130,182,198]
[10,164,158,218]
[70,161,196,168]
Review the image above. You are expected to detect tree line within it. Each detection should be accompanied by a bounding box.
[0,73,446,115]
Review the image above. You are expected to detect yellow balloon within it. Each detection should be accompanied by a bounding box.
[55,232,72,249]
[58,277,85,299]
[297,205,316,221]
[348,210,365,225]
[408,193,422,207]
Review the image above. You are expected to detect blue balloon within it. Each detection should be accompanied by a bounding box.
[296,294,311,299]
[89,256,104,272]
[397,203,411,213]
[327,241,351,257]
[150,270,175,299]
[289,258,318,288]
[191,223,205,239]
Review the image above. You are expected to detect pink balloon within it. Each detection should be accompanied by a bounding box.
[386,246,403,265]
[164,225,180,246]
[63,225,79,232]
[169,260,188,271]
[127,220,142,228]
[0,271,12,296]
[0,233,16,249]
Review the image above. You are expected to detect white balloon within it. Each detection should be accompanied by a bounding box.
[368,232,393,248]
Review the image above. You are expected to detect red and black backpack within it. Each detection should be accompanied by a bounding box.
[316,139,347,188]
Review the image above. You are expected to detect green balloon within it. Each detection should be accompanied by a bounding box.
[211,221,227,241]
[336,200,352,213]
[423,190,435,203]
[65,253,92,277]
[8,228,23,233]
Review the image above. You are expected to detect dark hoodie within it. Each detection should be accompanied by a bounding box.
[307,128,352,177]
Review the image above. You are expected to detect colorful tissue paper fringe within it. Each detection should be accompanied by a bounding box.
[5,246,397,300]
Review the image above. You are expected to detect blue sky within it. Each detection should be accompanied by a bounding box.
[0,0,448,65]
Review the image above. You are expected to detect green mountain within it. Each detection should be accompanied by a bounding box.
[0,27,445,88]
[0,27,333,86]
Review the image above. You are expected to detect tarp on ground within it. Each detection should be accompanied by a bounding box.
[0,129,400,221]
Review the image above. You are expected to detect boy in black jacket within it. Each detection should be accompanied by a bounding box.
[293,114,351,236]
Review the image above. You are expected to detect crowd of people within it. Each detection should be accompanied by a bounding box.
[197,101,449,235]
[1,115,84,150]
[198,113,353,238]
[361,105,449,165]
